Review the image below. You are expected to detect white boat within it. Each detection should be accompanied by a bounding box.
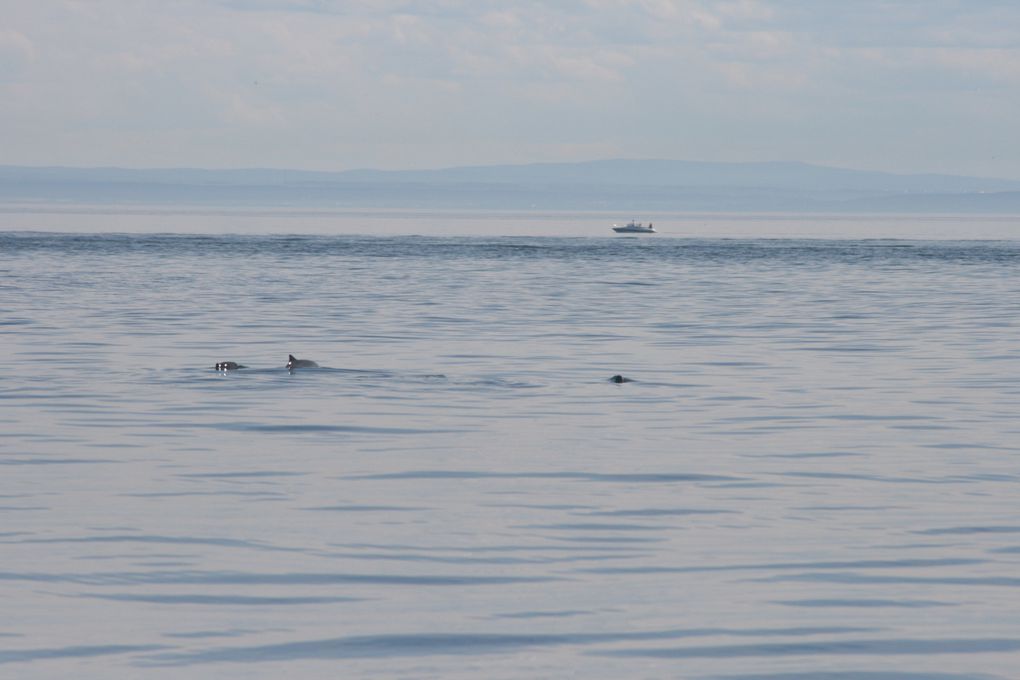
[612,220,656,234]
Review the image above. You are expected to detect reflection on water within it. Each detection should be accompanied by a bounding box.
[2,226,1020,679]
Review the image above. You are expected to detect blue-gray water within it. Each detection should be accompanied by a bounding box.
[3,228,1020,679]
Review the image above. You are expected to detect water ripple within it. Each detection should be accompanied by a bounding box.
[0,644,167,665]
[79,593,364,605]
[579,557,983,575]
[708,672,999,680]
[346,470,742,483]
[0,570,563,586]
[598,638,1020,658]
[142,626,873,665]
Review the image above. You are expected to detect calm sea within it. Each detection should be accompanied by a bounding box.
[3,212,1020,679]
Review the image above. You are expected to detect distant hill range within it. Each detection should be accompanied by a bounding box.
[3,160,1020,213]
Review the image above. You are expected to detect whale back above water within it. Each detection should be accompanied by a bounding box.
[215,361,245,371]
[287,354,319,369]
[610,374,633,383]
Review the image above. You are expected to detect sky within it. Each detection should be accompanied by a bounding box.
[2,0,1020,178]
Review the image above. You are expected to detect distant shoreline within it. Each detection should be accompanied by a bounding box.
[3,160,1020,215]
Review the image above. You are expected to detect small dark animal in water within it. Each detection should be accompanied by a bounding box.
[215,361,246,370]
[610,374,633,383]
[287,354,319,369]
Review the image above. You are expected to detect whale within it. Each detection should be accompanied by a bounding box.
[609,374,633,383]
[215,361,246,370]
[287,354,319,369]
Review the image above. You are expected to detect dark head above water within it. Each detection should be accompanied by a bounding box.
[215,361,245,371]
[287,354,319,369]
[610,375,633,383]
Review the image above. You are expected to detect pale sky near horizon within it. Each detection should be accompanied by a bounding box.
[2,0,1019,179]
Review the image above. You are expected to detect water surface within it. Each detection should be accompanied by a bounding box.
[2,225,1019,679]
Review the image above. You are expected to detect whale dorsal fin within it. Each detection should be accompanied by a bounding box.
[289,354,297,362]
